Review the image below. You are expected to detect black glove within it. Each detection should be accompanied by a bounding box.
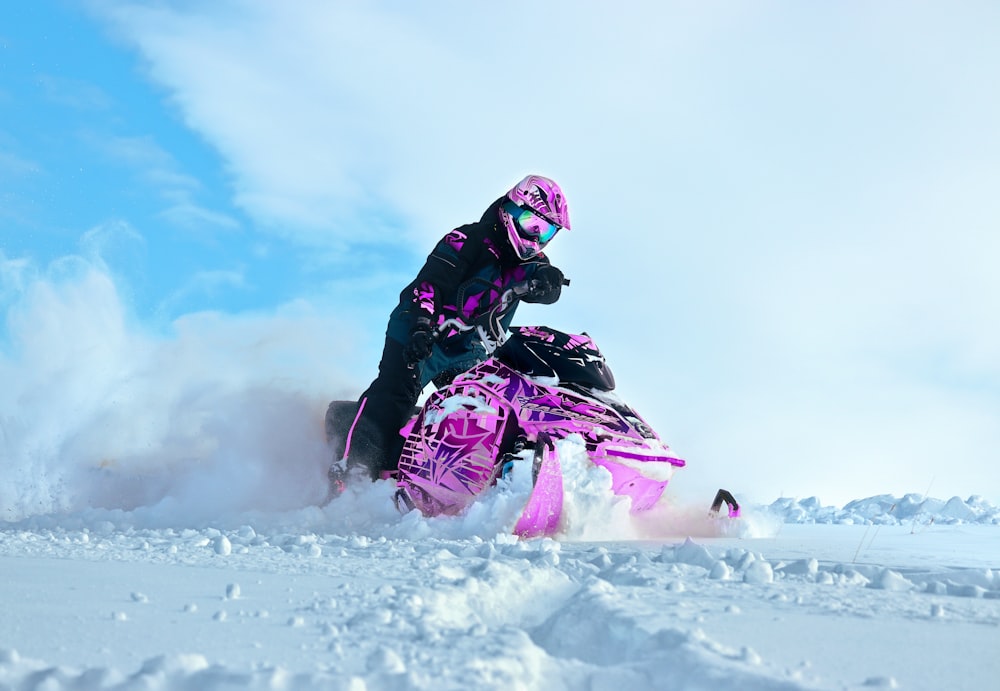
[403,316,435,366]
[525,264,565,304]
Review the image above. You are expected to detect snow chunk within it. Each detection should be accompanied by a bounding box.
[137,653,210,676]
[213,535,232,556]
[777,558,819,578]
[366,646,406,674]
[743,560,774,585]
[709,560,732,580]
[946,583,987,598]
[869,569,914,592]
[674,538,716,570]
[941,496,977,521]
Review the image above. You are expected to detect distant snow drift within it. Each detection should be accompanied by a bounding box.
[769,493,1000,526]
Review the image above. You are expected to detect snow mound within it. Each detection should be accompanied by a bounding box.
[4,517,998,690]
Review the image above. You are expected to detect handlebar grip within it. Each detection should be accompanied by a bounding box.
[512,276,571,298]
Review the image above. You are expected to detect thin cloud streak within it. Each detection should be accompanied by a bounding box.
[83,132,240,233]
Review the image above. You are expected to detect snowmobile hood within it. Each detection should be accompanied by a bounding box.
[496,326,616,391]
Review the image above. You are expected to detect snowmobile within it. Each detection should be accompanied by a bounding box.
[325,278,739,537]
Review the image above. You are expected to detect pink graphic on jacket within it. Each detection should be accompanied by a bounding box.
[443,229,468,253]
[456,264,532,322]
[412,282,436,317]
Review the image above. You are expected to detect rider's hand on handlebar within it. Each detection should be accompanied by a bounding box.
[403,316,436,366]
[523,265,565,305]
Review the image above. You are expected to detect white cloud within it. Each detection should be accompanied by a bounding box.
[90,1,1000,504]
[93,2,741,245]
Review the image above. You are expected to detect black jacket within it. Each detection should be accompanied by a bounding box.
[386,197,556,344]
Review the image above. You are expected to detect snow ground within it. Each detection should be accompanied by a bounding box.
[2,477,998,690]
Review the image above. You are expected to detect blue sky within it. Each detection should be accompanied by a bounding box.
[1,1,341,325]
[2,1,1000,509]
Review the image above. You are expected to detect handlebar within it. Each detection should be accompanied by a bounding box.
[511,275,571,299]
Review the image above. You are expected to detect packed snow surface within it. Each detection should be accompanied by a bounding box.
[2,454,999,691]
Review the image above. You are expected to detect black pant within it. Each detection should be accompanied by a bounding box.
[348,336,423,478]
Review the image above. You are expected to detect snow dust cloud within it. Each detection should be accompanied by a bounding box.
[0,257,361,523]
[0,254,773,542]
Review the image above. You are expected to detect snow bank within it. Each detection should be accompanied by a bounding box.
[2,515,999,690]
[767,493,1000,526]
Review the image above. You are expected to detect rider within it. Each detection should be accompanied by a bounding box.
[328,174,571,492]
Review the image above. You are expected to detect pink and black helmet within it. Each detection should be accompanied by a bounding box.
[499,175,570,259]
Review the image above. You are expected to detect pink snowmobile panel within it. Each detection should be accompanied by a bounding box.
[395,326,686,535]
